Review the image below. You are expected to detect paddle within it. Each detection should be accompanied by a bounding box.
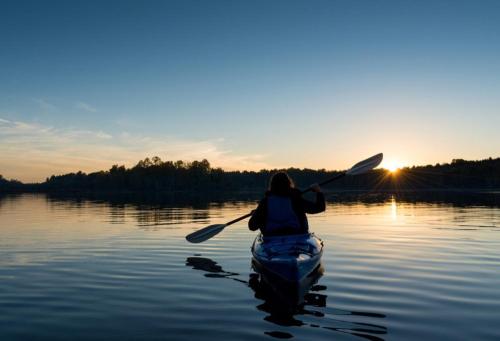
[186,153,383,243]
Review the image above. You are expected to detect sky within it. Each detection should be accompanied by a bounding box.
[1,0,499,182]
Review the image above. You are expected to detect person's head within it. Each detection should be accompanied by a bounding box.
[268,172,294,196]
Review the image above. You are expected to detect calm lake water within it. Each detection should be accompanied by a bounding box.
[1,193,499,340]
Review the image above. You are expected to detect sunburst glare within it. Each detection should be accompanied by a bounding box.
[383,160,405,173]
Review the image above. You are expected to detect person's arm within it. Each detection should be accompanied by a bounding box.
[248,198,267,231]
[301,184,326,214]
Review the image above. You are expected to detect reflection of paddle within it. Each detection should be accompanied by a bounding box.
[185,257,247,283]
[186,256,387,340]
[186,153,383,243]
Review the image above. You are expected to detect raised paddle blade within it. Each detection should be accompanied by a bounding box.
[186,224,227,244]
[346,153,383,176]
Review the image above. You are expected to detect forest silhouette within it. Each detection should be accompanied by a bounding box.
[1,156,499,193]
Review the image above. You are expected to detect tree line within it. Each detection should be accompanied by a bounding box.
[1,156,499,193]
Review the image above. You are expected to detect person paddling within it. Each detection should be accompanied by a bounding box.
[186,154,381,244]
[249,172,326,236]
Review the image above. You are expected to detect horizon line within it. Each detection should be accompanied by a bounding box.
[3,155,498,185]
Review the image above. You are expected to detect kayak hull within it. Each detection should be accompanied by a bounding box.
[251,258,324,308]
[251,233,323,282]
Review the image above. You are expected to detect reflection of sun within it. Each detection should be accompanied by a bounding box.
[390,196,397,220]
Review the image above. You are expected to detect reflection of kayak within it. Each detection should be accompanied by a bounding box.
[251,233,323,282]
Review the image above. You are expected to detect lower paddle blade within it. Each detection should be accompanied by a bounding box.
[346,153,383,176]
[186,224,227,243]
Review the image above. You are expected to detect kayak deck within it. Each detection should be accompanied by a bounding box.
[251,233,323,282]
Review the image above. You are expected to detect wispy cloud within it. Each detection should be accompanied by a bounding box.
[32,98,57,112]
[75,101,97,113]
[0,118,269,182]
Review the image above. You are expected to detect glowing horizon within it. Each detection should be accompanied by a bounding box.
[0,116,496,183]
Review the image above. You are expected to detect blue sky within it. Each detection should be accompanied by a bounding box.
[1,0,499,181]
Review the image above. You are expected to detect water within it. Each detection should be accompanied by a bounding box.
[1,193,499,340]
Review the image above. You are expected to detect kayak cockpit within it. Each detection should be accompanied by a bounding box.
[251,233,323,282]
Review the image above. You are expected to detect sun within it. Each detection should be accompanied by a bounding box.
[383,160,404,173]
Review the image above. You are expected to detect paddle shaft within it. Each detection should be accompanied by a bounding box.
[226,212,253,226]
[300,172,346,195]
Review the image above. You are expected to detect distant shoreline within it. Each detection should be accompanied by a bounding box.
[2,187,500,194]
[2,156,499,194]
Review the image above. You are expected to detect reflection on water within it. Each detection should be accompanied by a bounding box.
[2,190,497,233]
[0,193,499,340]
[186,256,387,340]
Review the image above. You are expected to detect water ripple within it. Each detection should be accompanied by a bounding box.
[1,194,499,340]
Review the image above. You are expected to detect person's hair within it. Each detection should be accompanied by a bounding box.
[268,172,295,196]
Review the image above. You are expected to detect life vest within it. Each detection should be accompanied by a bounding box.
[265,195,301,234]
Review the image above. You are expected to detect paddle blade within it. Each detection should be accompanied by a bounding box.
[346,153,383,176]
[186,224,227,243]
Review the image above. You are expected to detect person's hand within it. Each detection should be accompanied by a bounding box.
[309,183,321,193]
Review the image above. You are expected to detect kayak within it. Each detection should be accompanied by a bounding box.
[251,233,323,282]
